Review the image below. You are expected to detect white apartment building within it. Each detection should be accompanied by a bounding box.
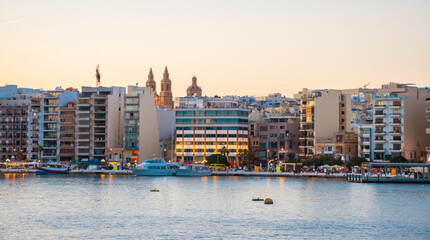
[123,85,162,164]
[75,86,125,162]
[358,93,404,161]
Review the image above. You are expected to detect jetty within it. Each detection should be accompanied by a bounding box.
[347,162,430,183]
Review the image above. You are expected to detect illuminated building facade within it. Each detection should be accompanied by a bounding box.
[175,96,249,164]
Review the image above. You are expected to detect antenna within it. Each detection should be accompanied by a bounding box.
[96,64,101,87]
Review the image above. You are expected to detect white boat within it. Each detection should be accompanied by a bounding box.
[175,164,212,177]
[131,158,176,176]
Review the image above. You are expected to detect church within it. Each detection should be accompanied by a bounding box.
[145,66,173,109]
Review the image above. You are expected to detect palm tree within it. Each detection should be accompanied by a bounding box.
[219,146,229,157]
[243,149,255,168]
[37,146,44,161]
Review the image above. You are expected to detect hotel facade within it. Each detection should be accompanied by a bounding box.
[175,96,249,164]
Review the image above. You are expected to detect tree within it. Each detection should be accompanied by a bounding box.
[389,156,408,163]
[345,156,368,169]
[16,150,24,161]
[207,154,230,166]
[243,149,255,168]
[219,146,229,157]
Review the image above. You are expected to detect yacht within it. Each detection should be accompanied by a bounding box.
[131,158,176,176]
[175,164,212,177]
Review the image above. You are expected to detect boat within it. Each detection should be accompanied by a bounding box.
[35,163,70,175]
[131,158,176,176]
[252,198,264,201]
[175,164,212,177]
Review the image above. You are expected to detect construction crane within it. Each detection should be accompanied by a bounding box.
[363,82,371,89]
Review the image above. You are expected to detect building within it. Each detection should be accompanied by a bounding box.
[123,85,162,164]
[59,101,76,163]
[358,83,430,161]
[145,67,174,109]
[378,83,430,161]
[314,131,358,161]
[186,76,202,97]
[426,92,430,162]
[26,89,78,162]
[257,116,300,161]
[175,96,249,164]
[157,109,176,162]
[0,104,29,161]
[298,89,353,159]
[75,86,125,162]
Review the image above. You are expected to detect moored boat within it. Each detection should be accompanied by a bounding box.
[175,164,212,177]
[131,158,176,176]
[35,163,70,175]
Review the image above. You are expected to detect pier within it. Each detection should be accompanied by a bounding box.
[347,162,430,183]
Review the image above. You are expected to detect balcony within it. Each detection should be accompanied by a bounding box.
[374,121,385,126]
[374,105,386,109]
[389,131,402,135]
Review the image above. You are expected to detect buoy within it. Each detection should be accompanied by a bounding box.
[264,198,273,204]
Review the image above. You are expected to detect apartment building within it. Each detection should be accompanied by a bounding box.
[75,86,125,162]
[0,104,29,161]
[298,89,353,159]
[26,90,77,162]
[426,93,430,162]
[123,85,161,164]
[59,101,76,163]
[358,83,430,161]
[257,116,300,161]
[175,96,249,164]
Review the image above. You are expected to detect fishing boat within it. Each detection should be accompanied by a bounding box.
[131,158,176,176]
[35,163,70,175]
[175,164,212,177]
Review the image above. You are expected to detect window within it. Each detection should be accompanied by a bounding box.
[260,135,267,139]
[270,134,277,137]
[270,126,276,129]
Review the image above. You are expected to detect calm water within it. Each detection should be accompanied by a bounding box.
[0,174,429,239]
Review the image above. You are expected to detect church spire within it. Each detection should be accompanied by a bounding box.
[163,66,170,80]
[146,67,156,92]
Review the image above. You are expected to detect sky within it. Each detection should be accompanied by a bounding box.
[0,0,429,98]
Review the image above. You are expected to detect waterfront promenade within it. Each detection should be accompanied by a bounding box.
[0,168,345,178]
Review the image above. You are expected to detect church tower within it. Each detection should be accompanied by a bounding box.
[187,75,202,97]
[146,68,160,105]
[146,68,156,92]
[159,66,173,109]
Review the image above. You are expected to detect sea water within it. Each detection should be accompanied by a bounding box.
[0,174,429,239]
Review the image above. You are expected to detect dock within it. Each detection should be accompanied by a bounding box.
[347,162,430,183]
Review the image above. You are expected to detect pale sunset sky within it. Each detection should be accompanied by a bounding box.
[0,0,429,97]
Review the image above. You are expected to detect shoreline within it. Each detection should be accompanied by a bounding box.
[0,169,346,179]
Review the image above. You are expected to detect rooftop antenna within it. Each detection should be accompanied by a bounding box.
[96,64,101,87]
